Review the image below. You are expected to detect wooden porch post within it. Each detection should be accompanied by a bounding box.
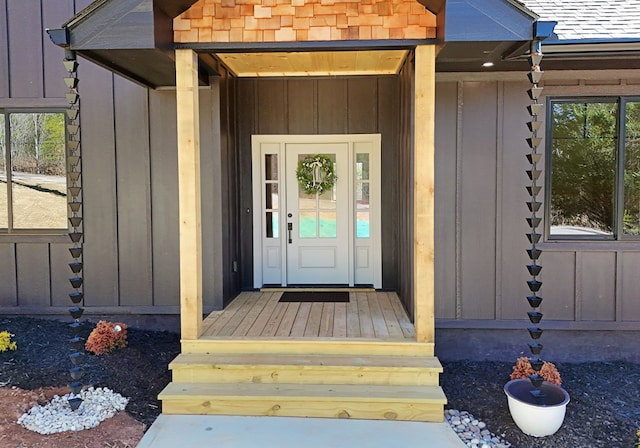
[176,49,203,340]
[413,45,436,343]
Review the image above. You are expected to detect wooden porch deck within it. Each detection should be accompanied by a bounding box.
[161,290,446,421]
[200,290,415,340]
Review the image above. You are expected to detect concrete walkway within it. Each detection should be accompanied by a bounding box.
[137,415,466,448]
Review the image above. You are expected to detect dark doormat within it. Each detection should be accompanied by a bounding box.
[279,291,350,303]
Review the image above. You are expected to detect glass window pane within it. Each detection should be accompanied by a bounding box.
[0,114,6,228]
[318,188,336,210]
[319,211,337,238]
[298,190,316,211]
[356,153,369,181]
[357,211,370,238]
[266,211,279,238]
[299,211,316,238]
[549,102,616,237]
[624,101,640,236]
[357,182,369,209]
[10,113,67,229]
[265,154,278,180]
[265,183,278,210]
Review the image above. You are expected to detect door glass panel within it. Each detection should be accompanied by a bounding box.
[356,153,369,180]
[357,212,370,238]
[319,211,337,238]
[318,189,336,210]
[356,153,370,239]
[297,153,337,239]
[265,154,278,180]
[299,211,316,238]
[265,183,278,209]
[266,211,279,238]
[298,191,316,211]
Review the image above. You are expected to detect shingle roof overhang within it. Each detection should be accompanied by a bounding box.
[47,0,550,87]
[420,0,547,72]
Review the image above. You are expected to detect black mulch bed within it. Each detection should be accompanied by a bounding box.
[0,316,180,429]
[0,316,638,447]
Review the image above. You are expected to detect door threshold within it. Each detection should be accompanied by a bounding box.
[260,287,376,292]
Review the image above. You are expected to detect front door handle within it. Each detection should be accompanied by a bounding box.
[287,222,293,244]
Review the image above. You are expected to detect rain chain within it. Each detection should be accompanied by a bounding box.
[525,41,545,400]
[64,50,85,411]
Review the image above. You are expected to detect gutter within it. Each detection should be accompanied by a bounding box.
[542,39,640,56]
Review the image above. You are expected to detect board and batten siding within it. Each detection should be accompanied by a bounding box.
[434,73,640,329]
[0,0,228,314]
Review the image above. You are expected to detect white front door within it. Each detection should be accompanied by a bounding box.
[252,135,381,288]
[285,144,349,284]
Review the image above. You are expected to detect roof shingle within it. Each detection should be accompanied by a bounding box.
[522,0,640,40]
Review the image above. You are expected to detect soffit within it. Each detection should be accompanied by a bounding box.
[216,50,410,77]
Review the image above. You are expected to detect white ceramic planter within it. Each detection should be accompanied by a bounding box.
[504,379,570,437]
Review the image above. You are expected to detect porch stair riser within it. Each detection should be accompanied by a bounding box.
[181,339,434,356]
[159,383,446,422]
[169,353,442,386]
[159,350,446,422]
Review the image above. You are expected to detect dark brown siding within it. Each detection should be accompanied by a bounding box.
[397,58,414,315]
[0,0,227,314]
[220,71,240,304]
[434,74,640,329]
[236,76,402,294]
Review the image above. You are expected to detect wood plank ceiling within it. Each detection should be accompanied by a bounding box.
[215,50,410,77]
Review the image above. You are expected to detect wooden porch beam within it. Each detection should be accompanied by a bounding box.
[176,49,203,340]
[413,45,436,343]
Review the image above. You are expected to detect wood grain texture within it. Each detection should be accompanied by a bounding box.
[413,45,436,343]
[176,49,203,339]
[201,291,414,340]
[159,382,445,421]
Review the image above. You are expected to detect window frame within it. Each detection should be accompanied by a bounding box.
[0,108,69,236]
[545,96,640,242]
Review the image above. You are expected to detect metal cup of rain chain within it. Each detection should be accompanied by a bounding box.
[68,397,83,411]
[69,292,84,304]
[69,382,83,395]
[69,247,83,258]
[70,366,84,380]
[69,351,84,365]
[69,277,83,288]
[69,337,84,350]
[69,307,84,319]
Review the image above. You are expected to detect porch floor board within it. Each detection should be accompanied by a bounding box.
[201,291,415,340]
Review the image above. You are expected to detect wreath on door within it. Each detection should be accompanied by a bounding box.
[296,154,337,195]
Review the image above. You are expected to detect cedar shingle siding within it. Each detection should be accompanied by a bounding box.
[174,0,436,42]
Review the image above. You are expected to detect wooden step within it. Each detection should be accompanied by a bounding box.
[158,382,447,422]
[181,338,434,356]
[169,353,443,386]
